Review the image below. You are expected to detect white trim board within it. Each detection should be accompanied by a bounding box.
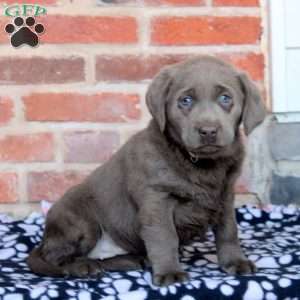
[270,0,300,121]
[270,0,287,113]
[275,112,300,123]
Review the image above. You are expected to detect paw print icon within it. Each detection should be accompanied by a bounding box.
[5,16,45,48]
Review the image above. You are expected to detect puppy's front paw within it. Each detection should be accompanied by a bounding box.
[63,258,103,277]
[153,271,189,286]
[221,258,256,275]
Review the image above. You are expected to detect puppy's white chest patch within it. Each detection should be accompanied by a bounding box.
[88,231,128,260]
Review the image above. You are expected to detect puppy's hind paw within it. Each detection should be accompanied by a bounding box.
[222,258,257,275]
[153,271,189,286]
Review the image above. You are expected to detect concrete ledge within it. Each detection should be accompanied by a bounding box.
[270,173,300,205]
[269,122,300,161]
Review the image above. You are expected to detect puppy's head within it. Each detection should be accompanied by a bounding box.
[146,56,266,158]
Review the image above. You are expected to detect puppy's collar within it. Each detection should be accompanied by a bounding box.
[189,152,199,163]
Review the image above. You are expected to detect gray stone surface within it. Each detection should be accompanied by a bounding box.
[242,116,275,203]
[270,173,300,205]
[268,122,300,161]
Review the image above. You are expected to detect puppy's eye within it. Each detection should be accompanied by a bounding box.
[178,96,194,108]
[218,94,232,107]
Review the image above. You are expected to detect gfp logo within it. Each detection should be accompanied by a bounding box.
[4,4,47,48]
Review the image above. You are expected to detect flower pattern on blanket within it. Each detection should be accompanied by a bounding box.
[0,205,300,299]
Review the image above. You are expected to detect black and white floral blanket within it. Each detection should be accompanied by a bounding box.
[0,205,300,300]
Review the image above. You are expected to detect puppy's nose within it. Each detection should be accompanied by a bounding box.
[199,126,218,143]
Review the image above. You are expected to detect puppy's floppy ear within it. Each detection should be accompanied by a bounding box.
[239,73,267,135]
[146,67,173,132]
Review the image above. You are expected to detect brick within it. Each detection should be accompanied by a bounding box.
[96,53,263,82]
[219,53,264,81]
[98,0,204,4]
[64,131,120,163]
[42,16,137,44]
[144,0,204,5]
[0,133,54,162]
[0,173,17,203]
[213,0,259,6]
[0,0,56,3]
[151,16,261,45]
[0,97,13,125]
[28,171,88,202]
[96,54,187,81]
[0,57,84,84]
[0,18,8,42]
[24,92,141,122]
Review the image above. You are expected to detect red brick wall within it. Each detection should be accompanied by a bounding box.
[0,0,267,212]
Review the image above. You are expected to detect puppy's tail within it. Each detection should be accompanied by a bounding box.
[26,247,65,277]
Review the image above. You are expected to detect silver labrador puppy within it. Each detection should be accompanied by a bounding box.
[27,56,266,286]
